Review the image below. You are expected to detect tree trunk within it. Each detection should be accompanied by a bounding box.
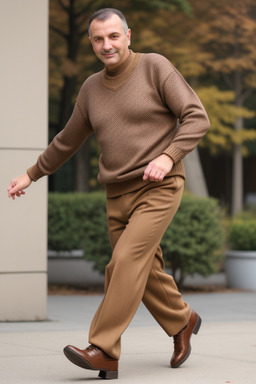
[56,0,91,191]
[231,117,244,216]
[58,75,78,130]
[231,68,244,216]
[74,138,92,192]
[183,148,208,197]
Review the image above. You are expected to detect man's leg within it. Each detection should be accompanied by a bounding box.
[142,245,202,368]
[89,176,186,359]
[64,177,200,376]
[142,245,190,336]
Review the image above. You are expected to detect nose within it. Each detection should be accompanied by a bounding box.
[102,38,112,51]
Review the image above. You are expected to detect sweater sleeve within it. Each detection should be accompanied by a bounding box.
[27,102,93,181]
[161,69,210,163]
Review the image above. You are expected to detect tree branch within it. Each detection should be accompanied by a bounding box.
[75,6,89,19]
[241,87,253,104]
[223,74,234,89]
[56,0,69,13]
[74,0,96,19]
[50,24,68,40]
[78,28,88,39]
[77,15,87,29]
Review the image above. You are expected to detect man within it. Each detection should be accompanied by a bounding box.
[8,8,209,380]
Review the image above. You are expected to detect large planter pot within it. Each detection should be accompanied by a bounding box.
[225,250,256,291]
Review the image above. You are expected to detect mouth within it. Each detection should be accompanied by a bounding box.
[102,51,117,58]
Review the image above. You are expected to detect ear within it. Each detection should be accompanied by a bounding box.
[89,36,96,53]
[127,29,131,46]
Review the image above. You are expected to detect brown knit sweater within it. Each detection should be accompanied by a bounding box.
[27,50,209,197]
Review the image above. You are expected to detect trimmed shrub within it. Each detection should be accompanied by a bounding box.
[48,192,225,287]
[229,219,256,251]
[48,192,112,273]
[161,194,225,288]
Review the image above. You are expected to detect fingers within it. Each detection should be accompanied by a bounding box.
[143,154,174,182]
[7,174,31,199]
[143,165,165,182]
[8,184,25,199]
[7,180,15,192]
[153,170,165,182]
[143,162,166,182]
[8,189,25,200]
[7,181,17,199]
[15,190,26,198]
[8,185,25,199]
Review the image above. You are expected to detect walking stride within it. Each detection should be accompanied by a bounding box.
[8,8,209,379]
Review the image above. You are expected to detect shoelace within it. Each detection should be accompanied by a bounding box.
[173,325,187,351]
[87,344,100,352]
[173,331,182,345]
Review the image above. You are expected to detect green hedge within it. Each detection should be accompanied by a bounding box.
[161,194,224,288]
[48,192,225,287]
[229,219,256,251]
[48,192,112,272]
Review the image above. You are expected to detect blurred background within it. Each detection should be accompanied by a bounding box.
[1,0,256,322]
[48,0,256,217]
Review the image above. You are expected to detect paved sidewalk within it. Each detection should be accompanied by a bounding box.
[0,291,256,384]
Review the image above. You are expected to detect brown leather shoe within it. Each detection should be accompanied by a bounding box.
[170,310,202,368]
[63,344,118,379]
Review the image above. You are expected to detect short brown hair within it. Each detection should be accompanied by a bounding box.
[88,8,129,36]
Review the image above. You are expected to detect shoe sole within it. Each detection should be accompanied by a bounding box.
[171,315,202,368]
[63,347,118,379]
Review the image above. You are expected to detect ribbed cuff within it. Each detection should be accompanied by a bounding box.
[27,163,45,182]
[163,145,187,164]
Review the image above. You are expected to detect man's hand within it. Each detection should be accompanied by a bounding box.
[7,173,32,200]
[143,154,174,182]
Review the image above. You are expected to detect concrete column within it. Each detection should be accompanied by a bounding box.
[0,0,49,321]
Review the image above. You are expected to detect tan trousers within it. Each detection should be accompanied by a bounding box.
[89,176,191,359]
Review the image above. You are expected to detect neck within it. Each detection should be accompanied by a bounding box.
[105,50,132,76]
[101,50,141,92]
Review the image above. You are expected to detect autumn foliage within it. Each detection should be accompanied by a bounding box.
[49,0,256,213]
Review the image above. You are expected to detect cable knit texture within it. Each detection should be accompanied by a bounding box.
[27,50,209,197]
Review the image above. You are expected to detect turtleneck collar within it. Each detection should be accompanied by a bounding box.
[105,50,133,77]
[101,50,141,91]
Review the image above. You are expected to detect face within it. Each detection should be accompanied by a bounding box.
[89,14,131,70]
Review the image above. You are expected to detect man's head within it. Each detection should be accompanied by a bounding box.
[88,8,129,36]
[88,8,131,70]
